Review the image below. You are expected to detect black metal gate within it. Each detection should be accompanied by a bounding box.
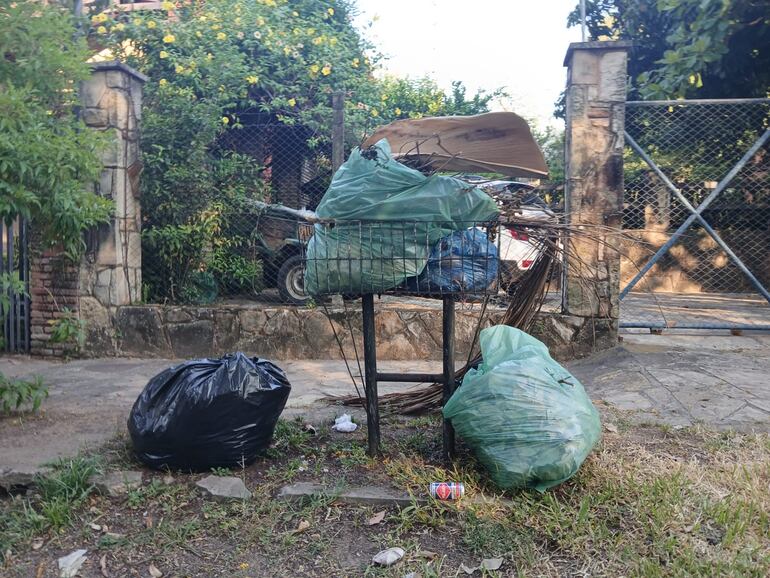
[1,218,31,353]
[620,98,770,330]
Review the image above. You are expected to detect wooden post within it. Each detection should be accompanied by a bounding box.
[332,91,345,172]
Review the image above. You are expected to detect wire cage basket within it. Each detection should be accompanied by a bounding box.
[302,219,502,298]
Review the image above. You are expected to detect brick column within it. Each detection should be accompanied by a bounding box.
[562,41,630,350]
[29,247,80,356]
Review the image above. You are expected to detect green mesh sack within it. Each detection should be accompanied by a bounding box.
[443,326,601,492]
[304,139,498,295]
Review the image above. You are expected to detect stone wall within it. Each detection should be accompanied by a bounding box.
[80,301,599,362]
[620,227,770,293]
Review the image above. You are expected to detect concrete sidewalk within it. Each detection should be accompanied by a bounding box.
[2,333,769,487]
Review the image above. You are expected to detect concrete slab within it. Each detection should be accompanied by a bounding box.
[277,482,422,507]
[569,335,770,432]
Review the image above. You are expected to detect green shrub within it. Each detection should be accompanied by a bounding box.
[0,374,47,414]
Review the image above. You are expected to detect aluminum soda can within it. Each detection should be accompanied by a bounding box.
[429,482,465,500]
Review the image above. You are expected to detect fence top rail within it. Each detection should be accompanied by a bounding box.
[626,97,770,107]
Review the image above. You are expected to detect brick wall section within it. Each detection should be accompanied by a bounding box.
[29,247,80,357]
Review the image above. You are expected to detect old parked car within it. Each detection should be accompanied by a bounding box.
[460,177,556,290]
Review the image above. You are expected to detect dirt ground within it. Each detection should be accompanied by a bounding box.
[2,405,769,578]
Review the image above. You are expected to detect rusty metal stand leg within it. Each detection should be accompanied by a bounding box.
[442,295,456,462]
[361,293,380,456]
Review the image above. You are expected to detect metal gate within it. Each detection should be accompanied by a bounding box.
[620,98,770,330]
[1,218,31,352]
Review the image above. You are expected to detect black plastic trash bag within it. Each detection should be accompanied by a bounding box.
[128,352,291,471]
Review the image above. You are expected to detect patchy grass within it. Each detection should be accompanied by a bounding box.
[1,415,769,577]
[1,456,100,559]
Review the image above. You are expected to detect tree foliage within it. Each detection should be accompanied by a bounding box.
[0,1,111,258]
[92,0,498,303]
[569,0,770,99]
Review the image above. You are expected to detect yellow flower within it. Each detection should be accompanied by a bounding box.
[216,32,227,40]
[97,25,107,34]
[113,22,125,31]
[239,564,249,570]
[147,20,157,29]
[92,13,108,23]
[371,108,379,117]
[327,8,334,15]
[196,31,202,38]
[283,46,291,55]
[309,64,320,75]
[246,75,259,84]
[222,116,229,124]
[321,64,331,76]
[175,64,185,73]
[163,33,175,43]
[161,1,174,10]
[292,11,299,16]
[235,17,242,24]
[306,27,316,35]
[206,52,214,60]
[329,37,338,46]
[312,36,323,45]
[133,17,143,26]
[159,78,168,86]
[198,15,207,22]
[256,17,265,26]
[351,58,359,68]
[395,107,402,116]
[287,98,296,107]
[159,50,169,59]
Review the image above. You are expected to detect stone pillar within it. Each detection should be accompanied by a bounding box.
[562,41,630,349]
[78,62,146,349]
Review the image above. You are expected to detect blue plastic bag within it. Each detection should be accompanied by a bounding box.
[406,228,498,293]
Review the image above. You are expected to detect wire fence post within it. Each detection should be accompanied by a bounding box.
[361,293,381,456]
[442,295,456,462]
[332,91,345,172]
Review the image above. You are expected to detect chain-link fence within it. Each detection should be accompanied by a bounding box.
[139,117,339,306]
[137,112,558,307]
[620,98,770,329]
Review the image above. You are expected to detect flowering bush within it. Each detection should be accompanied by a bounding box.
[91,0,497,302]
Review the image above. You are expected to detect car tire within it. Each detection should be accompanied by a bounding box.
[277,254,311,306]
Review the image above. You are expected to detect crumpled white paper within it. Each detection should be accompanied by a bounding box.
[331,413,358,433]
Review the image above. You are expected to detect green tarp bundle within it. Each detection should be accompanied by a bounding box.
[443,326,601,492]
[304,139,499,295]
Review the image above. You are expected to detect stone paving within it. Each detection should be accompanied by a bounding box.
[1,332,769,487]
[569,333,770,430]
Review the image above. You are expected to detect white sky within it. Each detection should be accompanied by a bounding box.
[352,0,583,129]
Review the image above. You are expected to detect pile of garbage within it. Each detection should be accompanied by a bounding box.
[304,139,499,296]
[443,325,601,491]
